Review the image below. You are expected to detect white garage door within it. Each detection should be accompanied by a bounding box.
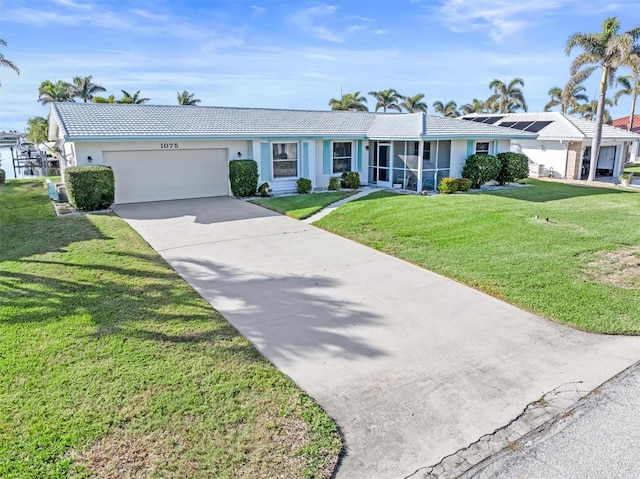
[103,149,228,204]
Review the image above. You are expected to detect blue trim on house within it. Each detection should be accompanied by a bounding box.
[467,140,474,156]
[260,142,271,181]
[323,140,331,175]
[356,140,363,171]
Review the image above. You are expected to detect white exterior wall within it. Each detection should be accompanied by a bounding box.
[516,140,568,178]
[449,140,468,178]
[314,140,369,190]
[496,139,511,153]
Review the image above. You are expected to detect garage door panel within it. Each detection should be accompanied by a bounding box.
[103,149,228,203]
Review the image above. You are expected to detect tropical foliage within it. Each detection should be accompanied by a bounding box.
[544,68,591,114]
[432,100,460,117]
[399,93,428,113]
[368,88,402,112]
[460,98,486,115]
[69,75,106,102]
[574,99,614,123]
[38,80,73,104]
[92,94,118,103]
[0,38,19,86]
[26,116,48,144]
[614,62,640,131]
[177,90,201,105]
[566,16,640,181]
[328,91,368,111]
[486,78,528,113]
[120,89,150,104]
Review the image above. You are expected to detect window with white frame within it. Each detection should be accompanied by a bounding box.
[332,142,352,173]
[475,142,490,155]
[272,142,298,178]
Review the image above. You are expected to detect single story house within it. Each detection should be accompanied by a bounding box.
[611,115,640,163]
[461,112,640,179]
[48,103,535,204]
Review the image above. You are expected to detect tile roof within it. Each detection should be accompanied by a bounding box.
[50,103,536,142]
[463,112,640,141]
[611,115,640,134]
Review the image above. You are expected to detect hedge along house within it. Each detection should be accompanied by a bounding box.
[48,103,535,204]
[462,112,640,180]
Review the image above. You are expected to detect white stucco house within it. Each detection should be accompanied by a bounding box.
[461,112,640,180]
[48,103,535,204]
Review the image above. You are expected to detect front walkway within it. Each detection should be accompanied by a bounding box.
[114,197,639,478]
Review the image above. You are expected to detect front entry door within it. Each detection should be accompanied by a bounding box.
[375,143,392,187]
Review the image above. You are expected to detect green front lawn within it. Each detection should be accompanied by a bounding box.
[250,191,356,220]
[316,180,640,334]
[624,163,640,175]
[0,180,341,479]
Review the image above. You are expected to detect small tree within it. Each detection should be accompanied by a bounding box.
[461,154,501,188]
[26,116,49,144]
[496,152,530,185]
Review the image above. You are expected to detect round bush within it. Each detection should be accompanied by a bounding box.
[437,177,459,194]
[328,176,341,191]
[496,152,530,185]
[297,177,312,194]
[457,178,472,191]
[461,154,500,188]
[340,171,360,189]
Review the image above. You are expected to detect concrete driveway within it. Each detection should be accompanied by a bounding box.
[114,197,639,479]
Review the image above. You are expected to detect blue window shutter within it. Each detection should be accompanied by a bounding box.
[467,140,474,156]
[323,140,331,175]
[302,142,309,177]
[356,140,362,171]
[493,140,498,154]
[260,142,271,180]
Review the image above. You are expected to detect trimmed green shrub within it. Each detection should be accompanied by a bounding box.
[461,154,501,188]
[229,159,258,197]
[437,177,459,194]
[257,182,272,197]
[64,165,114,211]
[0,168,5,185]
[457,178,472,191]
[297,177,312,194]
[496,152,530,185]
[328,176,341,191]
[341,171,360,189]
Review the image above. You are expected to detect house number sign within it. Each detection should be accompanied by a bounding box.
[160,143,179,149]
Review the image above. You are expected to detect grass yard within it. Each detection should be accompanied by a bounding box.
[316,180,640,334]
[250,191,356,220]
[0,180,341,479]
[624,163,640,175]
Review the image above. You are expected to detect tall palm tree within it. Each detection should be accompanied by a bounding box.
[367,88,402,112]
[432,100,460,117]
[544,81,589,114]
[614,63,640,131]
[574,99,613,123]
[120,90,150,104]
[566,16,640,181]
[399,93,428,113]
[0,39,19,86]
[486,78,528,113]
[38,80,73,104]
[328,91,368,111]
[460,98,486,115]
[69,75,106,102]
[177,90,201,105]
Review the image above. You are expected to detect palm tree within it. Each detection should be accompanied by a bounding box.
[328,91,368,111]
[432,100,460,117]
[367,88,402,112]
[177,90,201,105]
[69,75,106,102]
[566,16,640,181]
[0,39,19,86]
[614,63,640,130]
[120,90,150,104]
[574,99,613,123]
[460,98,486,115]
[486,78,528,113]
[38,80,73,104]
[399,93,428,113]
[92,94,117,103]
[544,68,593,114]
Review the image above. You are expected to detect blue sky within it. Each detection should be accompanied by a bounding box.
[0,0,638,132]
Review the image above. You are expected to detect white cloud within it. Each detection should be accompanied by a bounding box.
[251,5,267,17]
[289,4,344,43]
[437,0,578,41]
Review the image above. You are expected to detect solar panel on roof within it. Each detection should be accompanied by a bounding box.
[500,121,516,128]
[470,116,489,122]
[523,121,552,132]
[482,116,503,124]
[511,121,535,130]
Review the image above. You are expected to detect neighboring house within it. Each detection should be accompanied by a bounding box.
[48,103,535,204]
[611,115,640,163]
[462,112,640,179]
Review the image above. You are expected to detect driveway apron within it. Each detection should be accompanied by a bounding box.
[114,197,639,479]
